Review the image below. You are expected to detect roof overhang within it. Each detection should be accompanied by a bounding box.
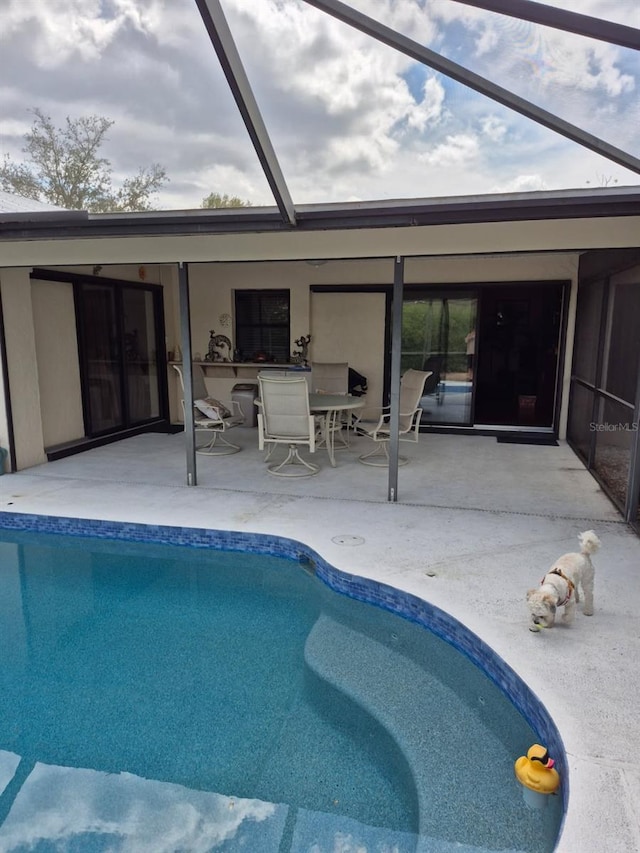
[1,208,639,269]
[1,186,639,243]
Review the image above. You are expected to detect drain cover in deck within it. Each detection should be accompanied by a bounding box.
[331,535,365,546]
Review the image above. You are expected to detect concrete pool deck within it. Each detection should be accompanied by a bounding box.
[0,429,638,852]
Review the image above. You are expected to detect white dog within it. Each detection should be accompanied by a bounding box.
[527,530,600,632]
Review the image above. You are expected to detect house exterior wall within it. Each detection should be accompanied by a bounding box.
[31,278,85,447]
[0,265,182,464]
[0,324,8,472]
[5,218,638,469]
[311,291,387,417]
[180,254,579,431]
[0,268,47,469]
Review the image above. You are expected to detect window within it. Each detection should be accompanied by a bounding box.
[235,289,290,363]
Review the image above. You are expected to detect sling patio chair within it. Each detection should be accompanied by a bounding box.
[310,361,351,447]
[257,374,319,477]
[173,364,245,455]
[356,368,432,467]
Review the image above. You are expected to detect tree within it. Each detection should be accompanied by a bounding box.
[585,173,619,188]
[201,192,252,208]
[0,108,167,212]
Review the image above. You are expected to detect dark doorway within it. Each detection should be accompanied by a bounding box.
[75,278,168,437]
[474,283,564,427]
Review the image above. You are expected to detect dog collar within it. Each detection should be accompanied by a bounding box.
[546,568,575,606]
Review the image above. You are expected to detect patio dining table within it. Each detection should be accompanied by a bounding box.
[308,393,365,467]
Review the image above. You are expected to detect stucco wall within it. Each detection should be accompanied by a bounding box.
[0,251,581,470]
[311,291,386,416]
[32,278,85,447]
[0,268,47,469]
[174,254,579,423]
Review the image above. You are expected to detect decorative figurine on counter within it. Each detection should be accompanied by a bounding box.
[292,334,311,366]
[205,329,233,362]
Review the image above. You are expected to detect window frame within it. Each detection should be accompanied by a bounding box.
[234,289,291,363]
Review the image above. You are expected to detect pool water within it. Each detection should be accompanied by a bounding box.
[0,528,563,852]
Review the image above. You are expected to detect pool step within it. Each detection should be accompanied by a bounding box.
[304,614,521,851]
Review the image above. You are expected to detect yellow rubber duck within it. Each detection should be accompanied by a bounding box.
[514,744,560,794]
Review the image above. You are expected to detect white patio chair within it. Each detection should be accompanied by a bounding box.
[311,361,350,447]
[173,364,244,455]
[311,362,349,395]
[357,369,432,467]
[257,374,319,477]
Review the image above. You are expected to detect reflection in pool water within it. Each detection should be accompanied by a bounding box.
[0,519,564,852]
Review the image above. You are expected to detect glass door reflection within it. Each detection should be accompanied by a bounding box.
[402,293,477,426]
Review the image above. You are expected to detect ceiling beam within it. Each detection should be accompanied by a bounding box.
[450,0,640,52]
[302,0,640,176]
[195,0,297,226]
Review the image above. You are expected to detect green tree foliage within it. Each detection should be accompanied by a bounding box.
[402,298,476,374]
[201,192,252,208]
[0,108,167,212]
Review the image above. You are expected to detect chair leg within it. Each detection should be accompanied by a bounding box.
[267,445,319,477]
[358,441,410,467]
[196,430,241,456]
[334,413,350,449]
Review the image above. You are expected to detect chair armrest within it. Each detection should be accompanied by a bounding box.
[193,397,240,425]
[353,406,390,436]
[228,399,243,418]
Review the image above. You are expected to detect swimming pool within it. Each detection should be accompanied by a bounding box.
[0,512,564,851]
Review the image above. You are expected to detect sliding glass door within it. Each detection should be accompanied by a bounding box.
[77,279,165,436]
[402,293,477,426]
[80,283,122,433]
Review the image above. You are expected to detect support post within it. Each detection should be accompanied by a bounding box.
[388,256,404,502]
[625,347,640,526]
[178,262,197,486]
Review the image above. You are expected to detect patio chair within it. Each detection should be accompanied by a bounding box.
[311,362,349,395]
[422,355,444,407]
[311,361,350,447]
[357,369,432,467]
[173,364,245,455]
[257,374,319,477]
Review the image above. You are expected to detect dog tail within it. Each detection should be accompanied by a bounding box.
[578,530,601,555]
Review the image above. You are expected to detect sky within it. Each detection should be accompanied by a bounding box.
[0,0,638,211]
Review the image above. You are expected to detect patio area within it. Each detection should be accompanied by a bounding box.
[0,428,638,852]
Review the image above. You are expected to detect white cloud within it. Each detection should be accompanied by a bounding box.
[491,174,548,193]
[2,0,122,65]
[475,25,500,57]
[418,133,481,167]
[0,0,637,210]
[406,77,446,132]
[480,115,507,143]
[427,0,636,99]
[0,762,284,853]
